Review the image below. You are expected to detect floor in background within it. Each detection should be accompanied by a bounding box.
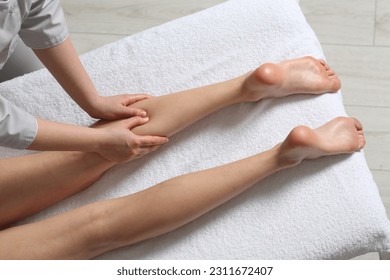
[61,0,389,260]
[300,0,389,261]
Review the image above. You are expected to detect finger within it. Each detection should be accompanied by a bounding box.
[123,106,148,117]
[123,94,151,106]
[138,135,169,146]
[125,116,150,129]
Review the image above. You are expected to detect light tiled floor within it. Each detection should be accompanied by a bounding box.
[61,0,389,260]
[300,0,376,46]
[376,0,390,46]
[62,0,226,53]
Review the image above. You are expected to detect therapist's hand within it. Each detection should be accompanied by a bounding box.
[89,94,150,120]
[28,117,168,163]
[93,116,169,162]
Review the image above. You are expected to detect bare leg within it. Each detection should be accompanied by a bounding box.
[131,56,341,137]
[0,117,363,259]
[0,56,339,226]
[0,152,115,228]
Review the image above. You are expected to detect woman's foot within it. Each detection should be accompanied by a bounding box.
[242,56,341,102]
[277,117,365,167]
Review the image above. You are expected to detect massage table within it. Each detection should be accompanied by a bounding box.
[0,0,389,259]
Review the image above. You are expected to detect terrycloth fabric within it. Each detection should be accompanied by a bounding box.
[1,0,389,259]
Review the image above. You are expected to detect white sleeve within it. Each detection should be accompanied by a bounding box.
[19,0,69,49]
[0,95,37,149]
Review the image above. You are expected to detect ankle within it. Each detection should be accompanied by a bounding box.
[274,143,302,169]
[230,72,252,103]
[240,64,281,102]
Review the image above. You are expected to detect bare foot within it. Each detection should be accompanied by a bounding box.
[243,56,341,102]
[277,117,365,167]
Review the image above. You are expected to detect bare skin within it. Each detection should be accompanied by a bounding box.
[33,38,148,119]
[31,38,169,162]
[0,56,347,259]
[130,56,340,137]
[0,117,364,259]
[243,57,341,100]
[0,56,340,228]
[278,117,365,167]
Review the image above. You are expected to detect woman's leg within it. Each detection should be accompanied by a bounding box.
[0,152,115,228]
[0,117,364,259]
[0,56,339,227]
[131,56,341,137]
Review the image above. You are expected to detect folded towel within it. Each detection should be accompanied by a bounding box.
[1,0,389,259]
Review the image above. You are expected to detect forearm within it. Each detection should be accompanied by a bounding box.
[33,38,99,116]
[27,118,102,152]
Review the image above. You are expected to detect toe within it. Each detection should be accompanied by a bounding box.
[327,69,335,76]
[358,135,366,150]
[350,117,365,150]
[328,78,341,92]
[351,117,363,131]
[318,59,330,70]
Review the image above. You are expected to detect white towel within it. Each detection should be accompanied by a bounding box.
[1,0,389,259]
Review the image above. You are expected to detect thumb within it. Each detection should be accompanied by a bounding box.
[125,116,150,130]
[122,94,151,105]
[122,106,148,118]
